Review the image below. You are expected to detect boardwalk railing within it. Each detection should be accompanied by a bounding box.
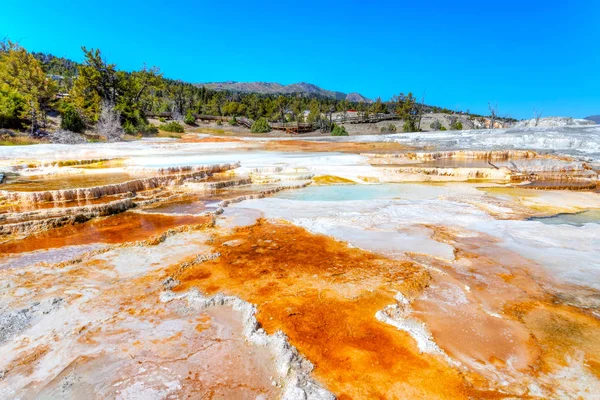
[269,122,314,133]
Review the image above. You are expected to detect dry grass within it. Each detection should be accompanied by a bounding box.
[0,135,42,146]
[156,129,185,139]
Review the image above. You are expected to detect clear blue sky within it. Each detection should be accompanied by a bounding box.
[3,0,599,119]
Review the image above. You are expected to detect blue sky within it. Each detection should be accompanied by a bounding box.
[3,0,599,119]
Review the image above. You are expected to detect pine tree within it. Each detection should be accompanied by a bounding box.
[69,47,118,121]
[0,42,57,134]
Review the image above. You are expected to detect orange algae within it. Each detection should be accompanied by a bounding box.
[5,345,51,377]
[0,212,210,254]
[170,220,500,399]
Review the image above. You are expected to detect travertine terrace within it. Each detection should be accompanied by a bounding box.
[1,126,599,399]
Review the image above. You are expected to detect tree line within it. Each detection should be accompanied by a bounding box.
[1,41,502,138]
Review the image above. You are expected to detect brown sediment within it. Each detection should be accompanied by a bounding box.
[415,225,600,395]
[505,301,600,378]
[170,220,502,399]
[0,212,210,254]
[264,139,411,153]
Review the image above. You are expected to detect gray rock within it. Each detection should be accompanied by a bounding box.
[0,297,64,344]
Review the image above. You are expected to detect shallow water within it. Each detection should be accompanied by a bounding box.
[275,182,477,201]
[0,211,208,254]
[529,210,600,226]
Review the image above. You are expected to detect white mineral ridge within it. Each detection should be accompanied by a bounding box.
[514,117,596,128]
[295,125,600,162]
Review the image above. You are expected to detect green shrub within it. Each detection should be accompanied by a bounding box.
[159,121,184,133]
[229,116,237,126]
[60,106,86,133]
[123,120,137,135]
[158,117,166,123]
[450,120,463,130]
[440,126,447,131]
[123,120,158,135]
[250,117,271,133]
[184,110,195,125]
[136,123,158,135]
[331,124,348,136]
[380,123,397,133]
[216,120,222,126]
[430,120,442,131]
[0,90,25,129]
[403,121,417,133]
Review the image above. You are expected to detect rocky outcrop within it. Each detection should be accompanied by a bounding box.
[182,177,252,192]
[0,163,239,204]
[0,198,134,236]
[365,150,539,161]
[519,180,598,191]
[130,162,240,176]
[216,181,312,209]
[381,167,511,181]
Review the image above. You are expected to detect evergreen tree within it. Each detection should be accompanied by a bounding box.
[0,42,57,134]
[69,47,118,121]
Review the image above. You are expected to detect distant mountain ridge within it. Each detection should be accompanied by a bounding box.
[196,81,371,103]
[584,115,600,124]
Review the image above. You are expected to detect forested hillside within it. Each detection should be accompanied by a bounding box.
[1,40,494,140]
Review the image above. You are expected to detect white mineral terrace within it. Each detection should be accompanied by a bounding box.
[0,127,599,399]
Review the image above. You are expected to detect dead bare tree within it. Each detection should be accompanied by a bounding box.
[416,92,426,131]
[488,102,498,129]
[448,115,458,128]
[533,108,543,126]
[97,100,123,142]
[50,129,87,144]
[170,104,183,122]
